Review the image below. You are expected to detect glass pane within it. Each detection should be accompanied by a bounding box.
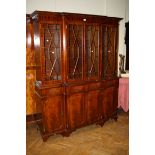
[86,25,99,78]
[102,26,117,78]
[44,24,61,81]
[68,25,83,79]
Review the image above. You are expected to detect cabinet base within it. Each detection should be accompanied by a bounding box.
[42,135,50,142]
[111,112,118,121]
[60,129,75,137]
[37,113,118,142]
[98,121,106,127]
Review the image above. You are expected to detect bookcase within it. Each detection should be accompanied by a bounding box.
[31,11,122,141]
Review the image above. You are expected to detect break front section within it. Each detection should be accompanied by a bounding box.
[64,14,102,129]
[64,14,86,130]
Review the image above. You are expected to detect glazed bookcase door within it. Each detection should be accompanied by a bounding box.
[67,24,83,81]
[102,26,118,79]
[41,23,62,82]
[85,24,100,80]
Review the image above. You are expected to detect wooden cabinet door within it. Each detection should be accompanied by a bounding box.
[101,86,118,119]
[102,26,118,79]
[67,93,85,129]
[66,23,84,81]
[43,95,65,133]
[86,90,100,124]
[40,23,63,82]
[85,24,100,80]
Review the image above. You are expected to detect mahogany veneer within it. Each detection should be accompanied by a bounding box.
[30,11,122,141]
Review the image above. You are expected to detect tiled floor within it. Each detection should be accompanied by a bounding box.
[26,111,129,155]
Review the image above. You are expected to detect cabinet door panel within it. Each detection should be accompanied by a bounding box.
[67,93,85,129]
[101,86,118,118]
[42,23,62,81]
[67,24,83,80]
[86,90,100,124]
[85,25,100,79]
[102,26,118,79]
[43,95,64,133]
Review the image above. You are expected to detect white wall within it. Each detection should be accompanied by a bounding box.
[26,0,55,12]
[27,0,129,69]
[54,0,107,15]
[26,0,107,15]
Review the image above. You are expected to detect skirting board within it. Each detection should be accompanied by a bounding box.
[26,113,41,125]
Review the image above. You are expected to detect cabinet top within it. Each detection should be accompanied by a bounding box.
[30,10,122,23]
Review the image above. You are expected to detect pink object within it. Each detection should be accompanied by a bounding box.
[118,77,129,112]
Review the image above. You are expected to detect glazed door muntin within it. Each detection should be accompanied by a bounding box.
[40,23,63,82]
[85,24,100,80]
[102,25,118,79]
[67,24,84,81]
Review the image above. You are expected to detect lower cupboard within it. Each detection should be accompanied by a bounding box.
[35,80,118,142]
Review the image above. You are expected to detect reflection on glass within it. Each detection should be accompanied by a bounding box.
[86,25,99,78]
[68,25,83,79]
[102,26,117,78]
[44,24,61,80]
